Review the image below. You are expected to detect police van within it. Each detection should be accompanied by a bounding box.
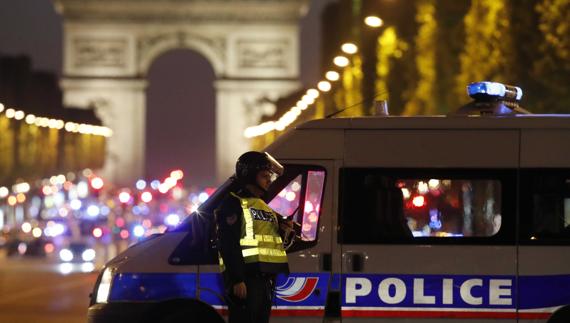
[88,82,570,323]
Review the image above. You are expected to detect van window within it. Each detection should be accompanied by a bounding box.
[269,175,303,218]
[267,166,326,245]
[339,168,515,244]
[520,169,570,244]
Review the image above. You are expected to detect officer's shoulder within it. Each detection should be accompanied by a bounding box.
[216,192,242,211]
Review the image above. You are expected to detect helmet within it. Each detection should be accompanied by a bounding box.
[235,151,284,185]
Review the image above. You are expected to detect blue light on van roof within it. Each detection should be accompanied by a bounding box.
[467,81,523,101]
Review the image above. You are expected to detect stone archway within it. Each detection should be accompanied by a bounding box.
[55,0,305,185]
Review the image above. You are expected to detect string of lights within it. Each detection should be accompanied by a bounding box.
[0,102,113,137]
[243,15,384,139]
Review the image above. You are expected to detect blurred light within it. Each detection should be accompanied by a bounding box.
[45,222,66,237]
[16,193,26,203]
[120,229,129,239]
[44,243,55,254]
[59,248,74,262]
[67,172,76,182]
[14,110,25,120]
[364,15,384,27]
[401,188,411,199]
[341,42,358,54]
[25,114,36,124]
[0,186,9,198]
[325,71,340,81]
[307,88,319,99]
[77,181,89,198]
[140,191,153,203]
[18,242,27,255]
[7,195,17,206]
[59,208,69,217]
[164,177,177,188]
[32,227,42,238]
[171,188,182,201]
[291,182,301,192]
[0,102,4,113]
[70,199,82,211]
[135,179,147,190]
[133,225,145,237]
[428,179,440,189]
[170,170,184,180]
[308,212,318,223]
[92,227,103,238]
[317,81,332,92]
[115,217,125,227]
[56,174,66,184]
[418,181,429,194]
[5,108,15,118]
[100,206,110,216]
[150,180,160,190]
[158,184,169,194]
[13,182,30,194]
[82,249,96,262]
[87,205,100,217]
[82,168,93,177]
[118,191,131,204]
[285,192,296,202]
[333,56,349,67]
[412,195,426,208]
[21,222,32,233]
[165,213,180,226]
[305,201,314,213]
[59,263,73,275]
[198,192,209,203]
[91,177,104,190]
[81,262,95,273]
[142,219,152,228]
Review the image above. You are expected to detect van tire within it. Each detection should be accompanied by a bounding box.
[548,306,570,323]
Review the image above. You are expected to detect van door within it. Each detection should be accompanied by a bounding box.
[339,129,519,322]
[268,160,334,322]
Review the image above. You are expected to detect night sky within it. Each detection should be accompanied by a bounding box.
[0,0,333,187]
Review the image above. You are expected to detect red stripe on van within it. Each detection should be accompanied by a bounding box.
[272,309,324,316]
[342,310,551,319]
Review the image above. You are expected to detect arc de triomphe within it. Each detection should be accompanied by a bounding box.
[53,0,306,186]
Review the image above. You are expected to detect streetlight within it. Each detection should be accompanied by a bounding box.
[364,15,383,28]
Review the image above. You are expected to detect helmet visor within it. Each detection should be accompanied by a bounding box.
[264,152,284,178]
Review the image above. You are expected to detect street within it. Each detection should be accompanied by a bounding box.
[0,252,97,323]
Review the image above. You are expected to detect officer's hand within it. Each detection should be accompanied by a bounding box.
[233,282,247,299]
[279,219,294,232]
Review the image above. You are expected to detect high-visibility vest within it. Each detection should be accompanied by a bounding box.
[219,192,288,272]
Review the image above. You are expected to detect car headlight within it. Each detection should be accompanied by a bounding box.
[59,248,73,262]
[96,268,114,303]
[82,248,96,262]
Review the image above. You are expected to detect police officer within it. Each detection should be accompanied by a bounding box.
[216,151,293,323]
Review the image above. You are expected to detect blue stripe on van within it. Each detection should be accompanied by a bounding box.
[109,273,197,301]
[108,272,570,314]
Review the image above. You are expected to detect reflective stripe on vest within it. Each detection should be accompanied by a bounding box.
[220,192,288,267]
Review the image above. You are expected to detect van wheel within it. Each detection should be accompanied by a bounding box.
[159,307,224,323]
[548,306,570,323]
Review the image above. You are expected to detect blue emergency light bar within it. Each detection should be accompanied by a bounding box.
[467,81,523,101]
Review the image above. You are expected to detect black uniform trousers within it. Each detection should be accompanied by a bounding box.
[226,273,275,323]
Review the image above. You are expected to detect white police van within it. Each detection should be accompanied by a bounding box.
[88,82,570,323]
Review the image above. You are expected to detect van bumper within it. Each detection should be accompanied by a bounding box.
[87,302,154,323]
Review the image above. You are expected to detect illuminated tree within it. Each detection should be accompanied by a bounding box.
[403,0,437,115]
[532,0,570,112]
[456,0,515,104]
